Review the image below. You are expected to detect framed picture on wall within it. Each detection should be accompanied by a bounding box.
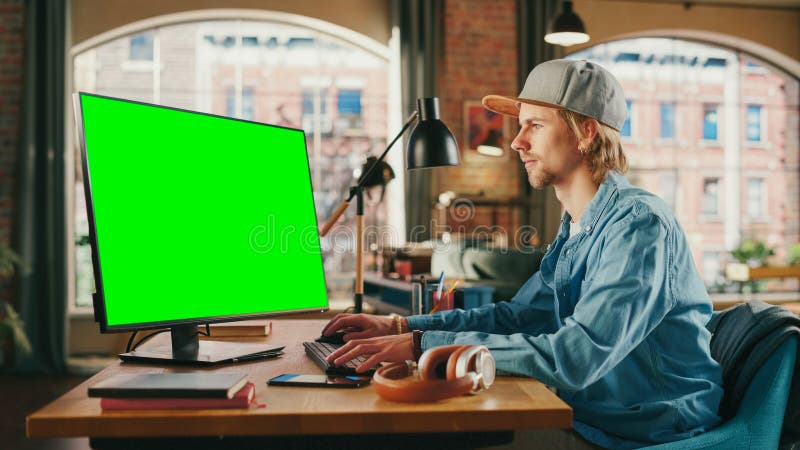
[463,100,508,160]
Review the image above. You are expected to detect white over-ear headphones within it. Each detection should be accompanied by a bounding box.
[372,345,496,403]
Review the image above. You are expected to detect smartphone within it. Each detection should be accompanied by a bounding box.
[267,374,370,388]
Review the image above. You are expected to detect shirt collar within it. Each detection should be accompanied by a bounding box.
[563,171,625,235]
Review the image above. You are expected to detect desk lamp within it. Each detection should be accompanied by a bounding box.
[320,97,460,313]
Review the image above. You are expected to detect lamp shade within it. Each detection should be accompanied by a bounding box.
[406,98,460,170]
[544,1,589,46]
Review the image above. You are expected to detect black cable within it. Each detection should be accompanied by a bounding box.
[125,331,137,353]
[128,324,212,351]
[131,329,170,351]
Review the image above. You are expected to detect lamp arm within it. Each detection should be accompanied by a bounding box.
[319,110,418,237]
[319,199,350,237]
[356,110,418,189]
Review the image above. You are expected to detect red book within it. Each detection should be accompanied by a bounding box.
[100,382,255,411]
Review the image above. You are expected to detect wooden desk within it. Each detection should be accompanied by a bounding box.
[27,320,571,442]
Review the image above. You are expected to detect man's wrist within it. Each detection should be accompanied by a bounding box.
[392,316,411,335]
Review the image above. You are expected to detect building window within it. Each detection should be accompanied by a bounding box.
[336,89,363,132]
[242,36,259,47]
[746,178,766,218]
[621,100,632,137]
[302,88,331,134]
[703,104,718,141]
[746,105,762,142]
[659,173,677,211]
[129,33,154,61]
[703,58,727,68]
[302,89,327,115]
[660,102,676,138]
[337,89,361,115]
[703,178,719,216]
[242,88,254,120]
[225,88,254,120]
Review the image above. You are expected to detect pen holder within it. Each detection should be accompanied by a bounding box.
[411,282,496,315]
[430,286,455,313]
[411,283,456,315]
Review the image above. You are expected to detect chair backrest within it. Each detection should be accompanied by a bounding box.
[640,313,797,450]
[731,335,797,449]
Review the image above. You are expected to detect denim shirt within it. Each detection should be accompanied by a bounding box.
[406,172,723,449]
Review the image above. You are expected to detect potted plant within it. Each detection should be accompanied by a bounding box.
[0,243,31,369]
[788,243,800,266]
[730,240,775,294]
[731,239,775,267]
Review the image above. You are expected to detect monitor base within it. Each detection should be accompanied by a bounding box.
[119,340,284,366]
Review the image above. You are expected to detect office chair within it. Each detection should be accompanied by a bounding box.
[641,335,797,450]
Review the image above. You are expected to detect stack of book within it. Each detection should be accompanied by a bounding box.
[88,372,255,411]
[198,320,272,338]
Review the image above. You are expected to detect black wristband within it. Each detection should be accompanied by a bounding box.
[412,330,424,361]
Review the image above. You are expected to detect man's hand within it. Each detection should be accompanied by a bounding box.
[320,313,396,341]
[325,334,415,373]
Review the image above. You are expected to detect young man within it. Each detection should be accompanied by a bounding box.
[322,59,723,449]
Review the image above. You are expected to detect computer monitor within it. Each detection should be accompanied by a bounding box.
[74,92,329,365]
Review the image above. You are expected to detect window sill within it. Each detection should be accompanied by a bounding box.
[742,217,771,224]
[744,141,772,150]
[67,307,95,319]
[697,140,722,149]
[654,138,676,146]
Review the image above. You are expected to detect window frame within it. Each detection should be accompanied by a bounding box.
[67,10,401,314]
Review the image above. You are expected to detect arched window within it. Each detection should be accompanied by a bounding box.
[72,14,397,308]
[570,38,799,296]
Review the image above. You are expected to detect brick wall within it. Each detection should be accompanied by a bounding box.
[0,0,23,303]
[437,0,521,234]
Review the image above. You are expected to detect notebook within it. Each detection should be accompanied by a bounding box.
[88,372,248,399]
[99,382,256,410]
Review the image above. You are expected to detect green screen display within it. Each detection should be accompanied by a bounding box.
[78,93,328,329]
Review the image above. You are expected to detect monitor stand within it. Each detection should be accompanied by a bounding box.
[118,324,284,366]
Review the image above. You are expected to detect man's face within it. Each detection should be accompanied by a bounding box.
[511,103,583,189]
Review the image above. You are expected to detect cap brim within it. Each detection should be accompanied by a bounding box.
[482,95,564,118]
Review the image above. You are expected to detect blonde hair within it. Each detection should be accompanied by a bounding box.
[558,109,628,185]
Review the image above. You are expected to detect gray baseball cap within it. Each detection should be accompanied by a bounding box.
[482,59,627,131]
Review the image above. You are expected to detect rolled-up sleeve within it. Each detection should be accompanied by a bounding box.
[420,211,675,392]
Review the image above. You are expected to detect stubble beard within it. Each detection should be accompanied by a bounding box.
[527,168,555,190]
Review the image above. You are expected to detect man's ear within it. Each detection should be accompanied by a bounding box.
[580,119,600,148]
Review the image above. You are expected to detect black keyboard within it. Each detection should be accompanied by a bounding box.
[303,341,375,376]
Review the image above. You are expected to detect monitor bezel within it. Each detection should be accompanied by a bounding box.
[74,92,330,334]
